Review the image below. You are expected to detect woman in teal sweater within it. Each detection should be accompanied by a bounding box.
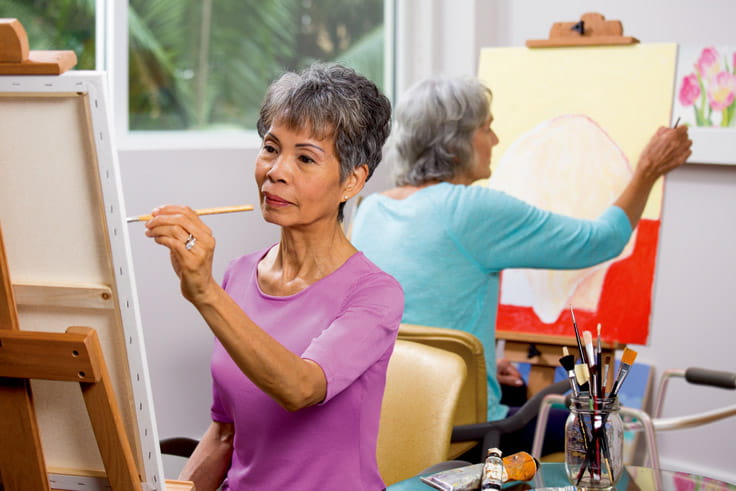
[351,76,691,452]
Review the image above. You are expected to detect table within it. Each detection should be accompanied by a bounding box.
[387,463,736,490]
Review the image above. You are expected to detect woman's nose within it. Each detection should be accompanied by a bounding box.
[266,155,290,183]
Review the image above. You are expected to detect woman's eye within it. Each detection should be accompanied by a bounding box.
[298,155,315,164]
[262,144,277,153]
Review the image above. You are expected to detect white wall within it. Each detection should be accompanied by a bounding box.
[119,0,736,482]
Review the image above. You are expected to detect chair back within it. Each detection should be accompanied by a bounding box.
[397,324,487,458]
[376,339,467,485]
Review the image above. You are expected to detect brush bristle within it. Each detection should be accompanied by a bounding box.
[583,330,592,344]
[559,354,575,371]
[575,364,590,385]
[622,347,638,365]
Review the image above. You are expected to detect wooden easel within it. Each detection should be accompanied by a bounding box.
[0,225,195,490]
[0,225,140,490]
[493,12,636,397]
[496,331,623,396]
[0,18,194,490]
[526,12,639,48]
[0,18,77,74]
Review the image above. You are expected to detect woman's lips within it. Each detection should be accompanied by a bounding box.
[263,192,292,207]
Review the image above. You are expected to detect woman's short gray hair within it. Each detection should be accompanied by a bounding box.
[257,63,391,221]
[387,76,492,186]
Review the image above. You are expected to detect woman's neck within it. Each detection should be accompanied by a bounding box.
[258,223,355,295]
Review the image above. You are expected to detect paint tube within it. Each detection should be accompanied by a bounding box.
[419,451,539,490]
[481,448,504,490]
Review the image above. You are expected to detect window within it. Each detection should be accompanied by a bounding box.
[129,0,387,132]
[5,0,390,138]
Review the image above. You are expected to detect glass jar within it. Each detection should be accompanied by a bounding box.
[565,394,624,490]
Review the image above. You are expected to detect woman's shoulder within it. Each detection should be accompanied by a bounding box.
[427,182,522,216]
[338,253,404,302]
[344,252,403,291]
[362,182,499,205]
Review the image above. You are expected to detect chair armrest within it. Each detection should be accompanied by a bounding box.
[452,380,569,452]
[685,367,736,389]
[160,437,199,458]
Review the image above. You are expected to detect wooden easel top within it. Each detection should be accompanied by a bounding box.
[0,18,76,74]
[497,330,626,351]
[526,12,639,48]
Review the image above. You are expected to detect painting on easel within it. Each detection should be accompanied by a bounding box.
[0,18,168,489]
[478,43,677,345]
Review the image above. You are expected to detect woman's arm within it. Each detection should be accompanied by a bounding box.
[614,125,692,228]
[462,126,691,271]
[193,283,327,411]
[145,206,326,411]
[178,421,234,491]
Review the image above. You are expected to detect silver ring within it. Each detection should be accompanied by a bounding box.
[184,233,197,251]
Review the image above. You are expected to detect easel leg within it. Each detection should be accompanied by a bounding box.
[76,326,142,491]
[0,378,51,491]
[0,224,50,490]
[528,365,556,396]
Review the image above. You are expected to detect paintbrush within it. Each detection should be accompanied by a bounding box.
[602,354,612,396]
[575,363,590,393]
[582,329,601,479]
[126,204,254,223]
[559,346,579,396]
[576,421,614,486]
[570,305,588,366]
[609,347,638,398]
[596,323,603,397]
[561,347,593,460]
[583,330,597,397]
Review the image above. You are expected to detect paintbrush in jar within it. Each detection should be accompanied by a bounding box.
[609,348,638,399]
[570,305,589,366]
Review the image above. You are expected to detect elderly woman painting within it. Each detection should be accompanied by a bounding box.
[351,76,691,454]
[145,64,401,490]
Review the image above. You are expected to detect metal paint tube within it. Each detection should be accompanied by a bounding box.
[481,448,504,490]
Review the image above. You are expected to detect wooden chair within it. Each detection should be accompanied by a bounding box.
[376,339,467,485]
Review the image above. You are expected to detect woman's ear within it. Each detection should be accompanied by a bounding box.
[343,164,369,201]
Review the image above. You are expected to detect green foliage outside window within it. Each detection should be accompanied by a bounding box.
[3,0,385,132]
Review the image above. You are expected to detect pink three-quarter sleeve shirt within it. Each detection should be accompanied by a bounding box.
[210,246,404,490]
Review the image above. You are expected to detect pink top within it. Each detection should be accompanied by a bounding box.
[211,246,403,490]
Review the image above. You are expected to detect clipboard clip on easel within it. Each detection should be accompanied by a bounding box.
[526,12,639,48]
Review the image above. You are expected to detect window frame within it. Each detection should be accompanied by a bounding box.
[102,0,396,151]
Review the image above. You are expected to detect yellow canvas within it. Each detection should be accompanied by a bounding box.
[478,44,677,344]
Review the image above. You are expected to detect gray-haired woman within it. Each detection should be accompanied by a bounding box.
[351,75,691,456]
[145,64,402,490]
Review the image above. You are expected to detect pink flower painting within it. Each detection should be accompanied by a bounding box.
[696,46,721,80]
[677,46,736,127]
[708,71,736,111]
[679,73,701,106]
